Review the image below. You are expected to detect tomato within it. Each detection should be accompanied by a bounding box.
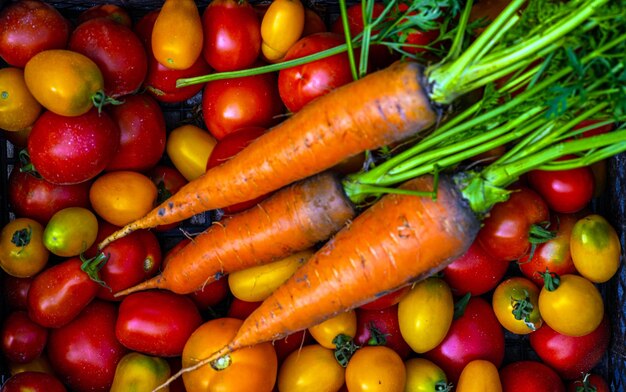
[104,93,166,172]
[302,8,328,37]
[345,346,406,392]
[273,329,314,363]
[8,168,91,225]
[443,240,510,296]
[456,360,502,392]
[182,317,278,392]
[570,214,621,283]
[42,207,98,257]
[492,277,542,334]
[477,186,551,261]
[166,124,218,181]
[261,0,305,62]
[2,275,32,311]
[148,165,188,223]
[277,343,344,392]
[202,0,261,71]
[0,218,49,278]
[229,249,313,302]
[1,310,48,363]
[0,371,67,392]
[110,352,171,392]
[0,0,70,67]
[24,50,106,117]
[518,212,578,286]
[359,286,409,310]
[69,18,147,98]
[189,277,230,310]
[47,300,127,392]
[152,0,203,70]
[206,126,268,213]
[0,67,42,131]
[404,358,450,392]
[27,256,100,328]
[78,4,132,27]
[527,165,595,214]
[424,296,505,384]
[354,304,412,359]
[538,273,604,337]
[27,108,120,184]
[308,310,358,350]
[499,361,565,392]
[89,171,158,227]
[530,315,610,380]
[398,278,453,353]
[278,32,353,113]
[567,374,610,392]
[8,355,54,377]
[116,290,203,357]
[202,71,284,140]
[226,297,262,319]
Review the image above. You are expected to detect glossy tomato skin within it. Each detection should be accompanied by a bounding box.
[0,218,49,278]
[404,358,449,392]
[202,0,261,71]
[1,371,67,392]
[104,93,166,172]
[499,361,565,392]
[0,0,70,67]
[355,304,412,359]
[492,277,543,334]
[202,71,284,140]
[188,277,230,310]
[27,257,100,328]
[166,124,217,181]
[28,109,120,185]
[116,290,203,357]
[0,67,42,131]
[1,310,48,363]
[345,345,406,392]
[227,297,262,319]
[69,18,147,97]
[424,296,505,384]
[530,315,610,380]
[47,300,127,392]
[278,32,353,113]
[308,310,357,349]
[570,214,621,283]
[527,165,595,214]
[277,343,345,391]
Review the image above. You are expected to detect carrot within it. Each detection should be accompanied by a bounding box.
[114,172,356,296]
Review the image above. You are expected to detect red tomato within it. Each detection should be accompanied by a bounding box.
[567,374,610,392]
[477,187,551,261]
[500,361,565,392]
[148,165,188,232]
[188,278,230,310]
[116,290,203,357]
[227,297,263,319]
[8,168,91,224]
[2,275,32,311]
[104,93,166,172]
[572,119,614,138]
[278,32,354,113]
[78,4,132,27]
[202,0,261,71]
[354,305,412,359]
[395,3,441,55]
[27,109,120,185]
[69,18,147,98]
[1,371,67,392]
[202,71,284,140]
[359,286,410,311]
[526,165,595,214]
[529,315,610,380]
[424,296,505,383]
[206,126,269,213]
[1,310,48,363]
[443,240,510,296]
[47,300,127,392]
[0,0,70,67]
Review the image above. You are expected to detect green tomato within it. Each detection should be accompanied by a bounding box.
[110,352,171,392]
[43,207,98,257]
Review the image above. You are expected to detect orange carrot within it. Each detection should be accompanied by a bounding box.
[115,172,356,296]
[99,60,436,248]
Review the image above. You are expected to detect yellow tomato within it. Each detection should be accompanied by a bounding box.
[308,310,357,349]
[89,171,158,227]
[277,344,345,392]
[345,346,406,392]
[229,249,314,302]
[492,277,542,335]
[456,360,502,392]
[24,50,104,117]
[570,214,621,283]
[43,207,98,257]
[261,0,305,62]
[110,352,171,392]
[0,218,49,278]
[166,124,217,181]
[397,278,454,353]
[0,67,42,131]
[404,358,449,392]
[538,273,604,337]
[152,0,203,70]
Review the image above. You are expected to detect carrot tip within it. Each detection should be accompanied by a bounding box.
[113,276,163,297]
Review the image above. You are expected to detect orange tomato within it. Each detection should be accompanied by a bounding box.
[456,360,502,392]
[261,0,305,62]
[277,344,345,392]
[492,277,542,334]
[0,67,42,131]
[0,218,49,278]
[345,346,406,392]
[308,310,357,349]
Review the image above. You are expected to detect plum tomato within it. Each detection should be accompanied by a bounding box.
[226,297,262,320]
[499,361,566,392]
[0,218,49,278]
[260,0,305,62]
[152,0,203,70]
[2,275,32,311]
[456,360,502,392]
[0,67,42,132]
[354,304,412,359]
[110,352,171,392]
[570,214,621,283]
[308,310,357,350]
[78,4,132,27]
[166,124,217,181]
[0,371,67,392]
[1,310,48,364]
[527,165,595,214]
[345,346,406,392]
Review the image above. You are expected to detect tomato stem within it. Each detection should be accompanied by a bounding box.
[11,226,32,253]
[510,290,538,330]
[80,252,110,289]
[539,269,561,292]
[365,323,388,346]
[333,333,360,367]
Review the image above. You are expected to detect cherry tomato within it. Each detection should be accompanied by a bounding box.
[0,218,49,278]
[359,286,410,311]
[1,310,48,364]
[570,214,621,283]
[404,358,450,392]
[527,165,595,214]
[345,346,406,392]
[456,360,502,392]
[78,4,132,27]
[261,0,305,62]
[354,304,412,359]
[308,310,357,349]
[2,275,32,311]
[188,277,230,310]
[303,8,328,36]
[89,171,158,227]
[182,317,278,392]
[0,0,70,67]
[47,300,127,392]
[152,0,203,70]
[1,371,67,392]
[42,207,98,257]
[27,108,120,184]
[116,290,203,357]
[499,361,565,392]
[201,0,261,71]
[110,352,171,392]
[0,67,42,132]
[278,32,353,113]
[166,124,217,181]
[492,277,542,334]
[202,71,284,140]
[567,374,610,392]
[148,165,189,232]
[226,297,262,320]
[277,343,344,392]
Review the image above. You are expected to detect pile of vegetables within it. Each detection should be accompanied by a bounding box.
[0,0,624,391]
